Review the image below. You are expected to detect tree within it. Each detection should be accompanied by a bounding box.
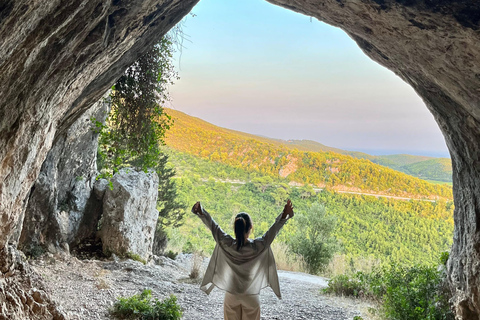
[95,36,185,253]
[289,202,339,274]
[97,36,177,176]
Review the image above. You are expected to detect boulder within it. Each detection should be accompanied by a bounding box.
[0,245,67,320]
[99,169,159,261]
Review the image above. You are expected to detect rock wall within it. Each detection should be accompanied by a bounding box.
[265,1,480,317]
[0,0,199,250]
[99,169,159,261]
[17,95,110,256]
[0,1,198,319]
[0,0,480,318]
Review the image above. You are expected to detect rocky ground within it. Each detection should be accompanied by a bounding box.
[31,253,373,319]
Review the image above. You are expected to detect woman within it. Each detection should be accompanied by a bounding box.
[192,199,294,320]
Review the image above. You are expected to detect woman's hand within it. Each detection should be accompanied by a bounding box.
[282,199,294,219]
[192,201,203,216]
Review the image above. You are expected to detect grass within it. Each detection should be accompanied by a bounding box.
[189,252,203,279]
[271,242,304,272]
[126,252,147,265]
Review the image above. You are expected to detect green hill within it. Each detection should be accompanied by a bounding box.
[401,158,452,182]
[165,148,454,268]
[164,109,452,200]
[270,140,452,183]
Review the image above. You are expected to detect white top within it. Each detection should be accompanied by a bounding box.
[194,207,289,299]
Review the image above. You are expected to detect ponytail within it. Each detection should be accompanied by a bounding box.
[234,213,252,251]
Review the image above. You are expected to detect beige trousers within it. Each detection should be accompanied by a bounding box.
[224,292,260,320]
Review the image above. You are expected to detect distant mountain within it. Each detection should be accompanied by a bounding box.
[164,109,452,200]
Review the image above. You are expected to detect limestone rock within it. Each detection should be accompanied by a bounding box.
[99,169,159,261]
[93,178,110,201]
[17,96,109,255]
[0,0,199,249]
[0,245,67,320]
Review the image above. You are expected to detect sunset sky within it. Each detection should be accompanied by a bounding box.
[168,0,449,158]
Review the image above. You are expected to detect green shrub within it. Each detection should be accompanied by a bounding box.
[126,252,147,265]
[323,274,366,297]
[111,289,182,320]
[380,265,453,320]
[288,203,339,274]
[324,263,454,320]
[440,251,449,265]
[165,250,178,260]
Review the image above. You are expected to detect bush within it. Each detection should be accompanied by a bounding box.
[189,252,203,279]
[165,250,178,260]
[288,202,339,274]
[324,263,454,320]
[111,289,182,320]
[380,265,453,320]
[323,273,366,297]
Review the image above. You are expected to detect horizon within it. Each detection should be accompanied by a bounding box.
[167,108,451,159]
[169,0,450,158]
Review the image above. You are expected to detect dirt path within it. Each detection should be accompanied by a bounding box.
[32,254,371,320]
[202,178,439,202]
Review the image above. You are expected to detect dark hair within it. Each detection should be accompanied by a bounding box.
[234,212,252,251]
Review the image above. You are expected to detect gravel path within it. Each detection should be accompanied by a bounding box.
[31,254,371,319]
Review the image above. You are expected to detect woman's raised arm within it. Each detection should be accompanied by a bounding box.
[259,199,294,248]
[192,202,232,244]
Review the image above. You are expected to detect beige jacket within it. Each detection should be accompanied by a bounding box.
[194,207,289,298]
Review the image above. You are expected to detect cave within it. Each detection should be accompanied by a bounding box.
[1,0,479,318]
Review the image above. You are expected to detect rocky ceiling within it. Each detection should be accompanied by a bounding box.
[1,0,479,318]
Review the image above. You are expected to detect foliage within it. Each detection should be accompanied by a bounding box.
[155,153,184,228]
[323,274,366,297]
[94,36,185,235]
[324,262,454,320]
[400,158,452,183]
[288,202,339,274]
[111,289,182,320]
[166,150,453,267]
[125,252,147,265]
[164,109,453,200]
[380,265,453,320]
[165,250,178,260]
[97,36,177,177]
[440,251,449,265]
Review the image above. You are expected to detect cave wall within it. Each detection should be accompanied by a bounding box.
[17,94,110,256]
[0,1,198,318]
[0,0,199,248]
[264,0,480,317]
[0,0,480,318]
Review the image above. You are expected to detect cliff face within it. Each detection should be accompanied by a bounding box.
[0,0,199,250]
[17,95,110,256]
[0,1,198,318]
[0,0,480,318]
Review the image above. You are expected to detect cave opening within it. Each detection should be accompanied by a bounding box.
[1,0,480,318]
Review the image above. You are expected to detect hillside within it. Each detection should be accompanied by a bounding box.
[164,109,452,200]
[271,139,452,183]
[165,149,454,267]
[400,158,452,182]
